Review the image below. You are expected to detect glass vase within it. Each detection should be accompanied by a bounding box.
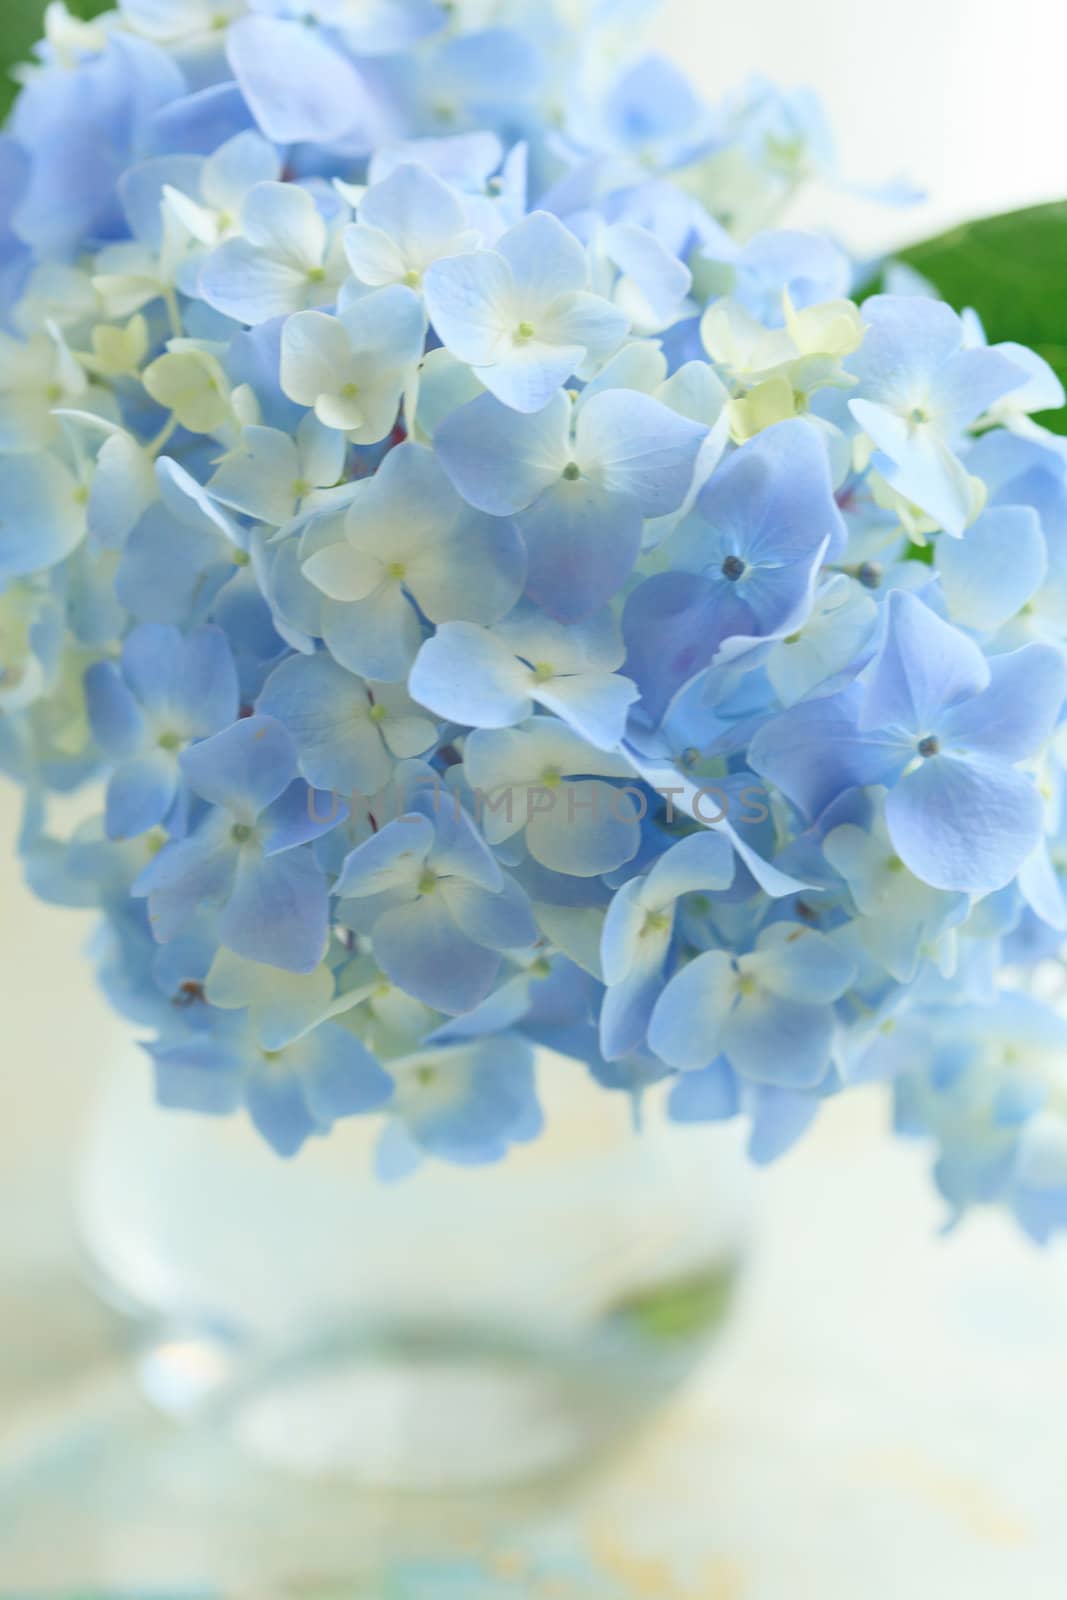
[77,1045,753,1492]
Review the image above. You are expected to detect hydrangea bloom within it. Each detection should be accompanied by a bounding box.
[4,1,1067,1231]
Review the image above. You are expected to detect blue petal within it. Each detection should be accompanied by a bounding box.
[939,644,1066,763]
[408,622,534,729]
[694,417,847,566]
[407,506,526,627]
[521,483,643,621]
[123,623,239,736]
[321,586,423,683]
[479,343,583,415]
[746,1084,821,1164]
[258,652,394,796]
[261,778,348,854]
[334,814,433,899]
[724,993,834,1088]
[220,845,330,973]
[861,590,991,736]
[134,814,238,943]
[0,455,84,579]
[179,715,298,820]
[115,509,234,627]
[423,247,517,367]
[244,1064,319,1157]
[749,688,906,821]
[887,753,1046,895]
[750,923,855,1005]
[227,17,373,146]
[434,390,570,516]
[599,968,666,1061]
[300,1024,393,1122]
[441,873,538,951]
[644,830,736,903]
[106,752,179,840]
[421,797,503,892]
[668,1060,740,1123]
[533,670,639,752]
[576,389,706,516]
[526,779,642,877]
[648,950,738,1071]
[85,661,145,759]
[621,572,718,723]
[147,1034,244,1119]
[372,894,502,1013]
[935,505,1046,632]
[496,210,586,302]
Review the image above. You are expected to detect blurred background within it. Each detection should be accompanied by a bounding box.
[3,1,1067,1593]
[662,0,1067,251]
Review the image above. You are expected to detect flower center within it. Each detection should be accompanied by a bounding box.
[157,732,182,752]
[417,868,438,895]
[561,462,582,482]
[386,561,406,580]
[917,735,940,759]
[231,822,255,844]
[721,554,746,581]
[516,321,536,340]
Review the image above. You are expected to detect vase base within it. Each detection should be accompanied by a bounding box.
[136,1277,738,1491]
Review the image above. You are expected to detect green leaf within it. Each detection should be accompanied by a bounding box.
[0,1,112,121]
[602,1263,737,1345]
[899,202,1067,436]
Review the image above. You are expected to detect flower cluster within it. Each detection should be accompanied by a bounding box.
[4,0,1067,1229]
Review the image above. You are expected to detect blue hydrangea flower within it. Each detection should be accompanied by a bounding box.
[279,284,426,439]
[301,440,525,679]
[4,0,1067,1217]
[752,591,1067,894]
[409,606,638,751]
[462,716,644,877]
[148,1015,393,1157]
[622,418,847,719]
[258,650,438,795]
[133,715,342,973]
[423,210,629,412]
[345,161,480,293]
[199,180,348,326]
[376,1035,540,1177]
[649,922,855,1088]
[435,384,707,618]
[207,413,347,528]
[600,830,736,1059]
[334,792,538,1013]
[85,622,239,840]
[846,296,1029,536]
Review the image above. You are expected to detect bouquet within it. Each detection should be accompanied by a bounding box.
[3,0,1067,1238]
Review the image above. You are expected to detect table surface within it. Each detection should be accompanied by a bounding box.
[4,771,1067,1596]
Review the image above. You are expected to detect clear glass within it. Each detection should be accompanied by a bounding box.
[77,1045,753,1491]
